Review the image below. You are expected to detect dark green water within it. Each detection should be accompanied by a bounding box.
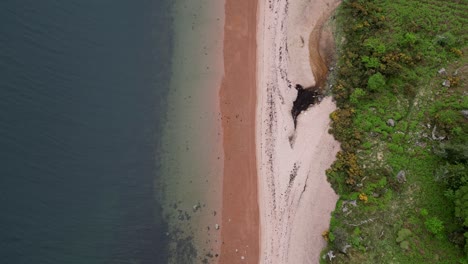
[0,1,173,263]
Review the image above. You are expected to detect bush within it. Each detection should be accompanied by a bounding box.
[362,55,381,69]
[350,88,366,105]
[424,216,445,238]
[367,72,386,92]
[396,228,412,243]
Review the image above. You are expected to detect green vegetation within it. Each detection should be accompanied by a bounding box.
[322,0,468,263]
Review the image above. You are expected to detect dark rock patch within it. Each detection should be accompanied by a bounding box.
[291,84,321,128]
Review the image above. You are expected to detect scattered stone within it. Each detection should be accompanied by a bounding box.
[235,249,238,253]
[215,224,220,230]
[193,203,201,212]
[416,141,427,148]
[461,110,468,119]
[341,200,357,212]
[438,68,447,75]
[342,244,351,254]
[432,125,446,140]
[326,250,336,261]
[377,152,383,161]
[241,256,245,260]
[442,79,451,87]
[387,118,395,127]
[396,170,406,183]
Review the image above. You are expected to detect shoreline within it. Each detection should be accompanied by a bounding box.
[218,0,260,263]
[159,0,225,262]
[256,0,341,263]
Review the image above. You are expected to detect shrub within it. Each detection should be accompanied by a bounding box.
[350,88,366,105]
[367,72,386,92]
[424,217,445,238]
[396,228,412,242]
[359,193,368,203]
[362,55,380,69]
[420,208,428,217]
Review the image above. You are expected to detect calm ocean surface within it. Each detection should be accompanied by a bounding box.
[0,1,174,263]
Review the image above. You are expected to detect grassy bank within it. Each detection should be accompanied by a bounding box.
[321,0,467,263]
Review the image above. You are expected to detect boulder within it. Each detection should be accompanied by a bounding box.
[396,170,406,183]
[387,119,395,127]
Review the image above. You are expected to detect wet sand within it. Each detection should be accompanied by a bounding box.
[218,0,259,263]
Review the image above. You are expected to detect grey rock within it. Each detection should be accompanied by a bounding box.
[342,244,351,254]
[432,125,446,140]
[326,250,336,261]
[438,68,447,75]
[387,119,396,127]
[442,80,451,87]
[461,110,468,119]
[396,170,406,183]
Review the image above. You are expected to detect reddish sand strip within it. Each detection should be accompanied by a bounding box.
[218,0,259,263]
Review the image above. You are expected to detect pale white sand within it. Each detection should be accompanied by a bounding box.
[256,0,341,263]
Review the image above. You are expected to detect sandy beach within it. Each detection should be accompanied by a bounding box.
[218,0,341,263]
[256,0,341,263]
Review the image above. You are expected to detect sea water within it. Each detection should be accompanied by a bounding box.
[0,0,224,263]
[0,1,173,263]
